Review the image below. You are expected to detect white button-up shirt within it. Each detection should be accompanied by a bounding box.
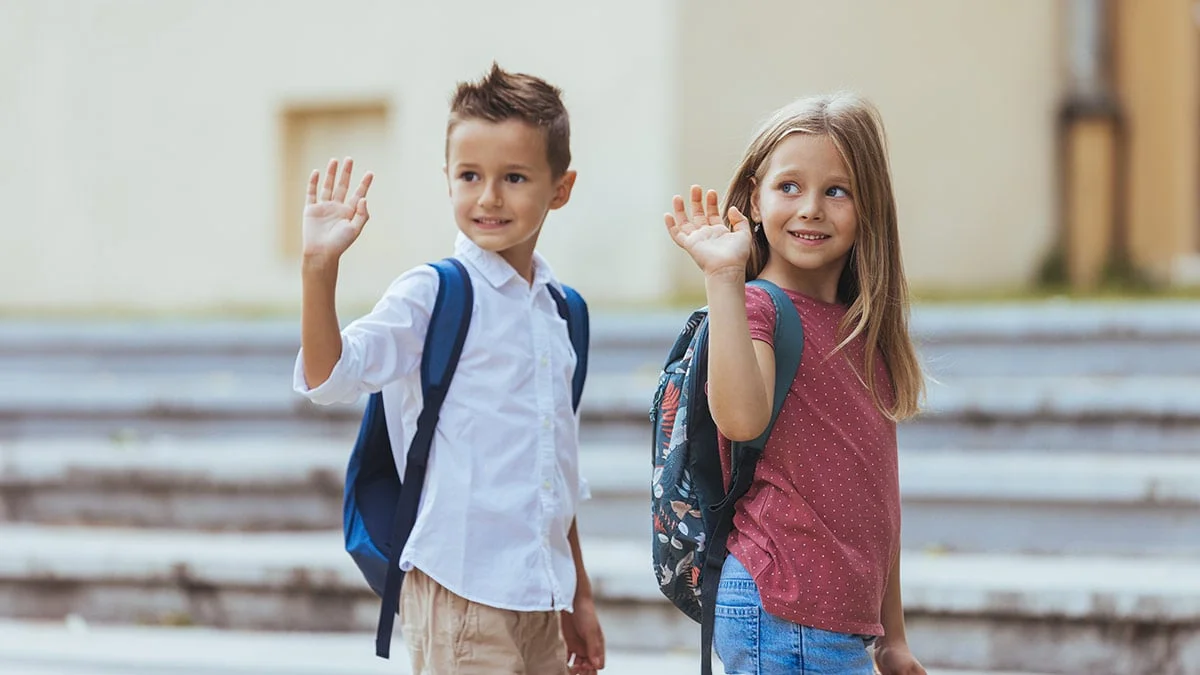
[293,233,588,612]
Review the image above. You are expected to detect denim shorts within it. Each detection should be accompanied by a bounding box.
[713,555,876,675]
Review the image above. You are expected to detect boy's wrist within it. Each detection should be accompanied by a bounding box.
[301,254,340,281]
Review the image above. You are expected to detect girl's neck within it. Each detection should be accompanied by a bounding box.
[758,259,846,305]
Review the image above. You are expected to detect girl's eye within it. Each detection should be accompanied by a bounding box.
[827,186,850,198]
[459,171,479,182]
[505,173,527,184]
[779,182,800,194]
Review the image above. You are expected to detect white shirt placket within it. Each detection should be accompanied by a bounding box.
[530,289,564,609]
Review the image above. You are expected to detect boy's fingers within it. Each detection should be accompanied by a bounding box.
[332,157,353,203]
[352,172,374,202]
[320,158,338,202]
[350,199,369,232]
[306,170,319,205]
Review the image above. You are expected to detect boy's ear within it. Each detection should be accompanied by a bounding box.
[549,170,577,210]
[443,166,451,196]
[749,178,762,223]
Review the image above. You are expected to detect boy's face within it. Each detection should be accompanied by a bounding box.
[445,119,575,276]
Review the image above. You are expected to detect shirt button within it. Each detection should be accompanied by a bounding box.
[540,355,549,367]
[543,480,552,490]
[542,417,551,429]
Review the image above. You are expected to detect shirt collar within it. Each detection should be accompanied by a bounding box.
[454,232,561,292]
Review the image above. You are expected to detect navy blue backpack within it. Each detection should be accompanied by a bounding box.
[343,257,590,659]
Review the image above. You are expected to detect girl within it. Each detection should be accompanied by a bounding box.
[664,93,926,675]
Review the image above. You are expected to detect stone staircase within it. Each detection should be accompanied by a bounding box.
[1,303,1198,675]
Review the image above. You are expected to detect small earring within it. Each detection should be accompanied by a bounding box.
[754,222,763,232]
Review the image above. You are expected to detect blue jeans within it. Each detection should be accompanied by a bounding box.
[713,555,875,675]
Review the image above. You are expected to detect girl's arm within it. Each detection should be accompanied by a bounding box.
[874,552,927,674]
[705,270,776,441]
[665,186,773,441]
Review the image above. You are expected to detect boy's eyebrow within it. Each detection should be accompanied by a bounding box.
[450,161,538,172]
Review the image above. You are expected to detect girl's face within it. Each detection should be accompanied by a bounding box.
[751,133,858,292]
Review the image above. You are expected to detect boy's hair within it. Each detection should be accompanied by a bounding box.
[722,92,924,421]
[446,63,571,177]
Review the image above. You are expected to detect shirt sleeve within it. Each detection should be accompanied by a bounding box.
[745,285,778,347]
[293,265,438,405]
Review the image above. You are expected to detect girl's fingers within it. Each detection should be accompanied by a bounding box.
[728,205,751,233]
[671,195,690,232]
[688,185,704,225]
[305,170,319,205]
[332,157,353,203]
[320,158,338,202]
[705,189,721,225]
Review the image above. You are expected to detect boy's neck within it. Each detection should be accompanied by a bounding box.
[497,246,537,286]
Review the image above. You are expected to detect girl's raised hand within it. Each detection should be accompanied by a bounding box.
[664,185,752,279]
[302,157,373,264]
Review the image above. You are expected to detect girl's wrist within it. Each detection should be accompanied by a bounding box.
[704,266,746,286]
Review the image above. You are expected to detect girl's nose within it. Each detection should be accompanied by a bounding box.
[797,195,822,220]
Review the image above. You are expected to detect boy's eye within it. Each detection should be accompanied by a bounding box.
[459,171,479,182]
[826,186,850,198]
[779,182,799,194]
[505,173,527,184]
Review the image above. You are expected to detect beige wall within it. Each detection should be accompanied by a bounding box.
[674,0,1063,295]
[1117,0,1199,281]
[3,1,1071,312]
[0,0,679,313]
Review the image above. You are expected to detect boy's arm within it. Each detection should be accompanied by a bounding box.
[299,158,372,390]
[563,520,605,671]
[301,259,344,389]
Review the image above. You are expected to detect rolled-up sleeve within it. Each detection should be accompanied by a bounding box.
[293,266,438,405]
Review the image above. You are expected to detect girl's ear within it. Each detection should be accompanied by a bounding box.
[749,177,762,223]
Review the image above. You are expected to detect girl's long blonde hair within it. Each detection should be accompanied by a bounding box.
[722,93,924,421]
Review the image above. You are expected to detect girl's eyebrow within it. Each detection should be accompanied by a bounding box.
[770,167,851,185]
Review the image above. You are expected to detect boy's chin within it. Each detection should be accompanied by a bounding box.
[457,224,541,253]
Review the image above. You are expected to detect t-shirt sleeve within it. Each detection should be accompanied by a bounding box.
[745,285,777,347]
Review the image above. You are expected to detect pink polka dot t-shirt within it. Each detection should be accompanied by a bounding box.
[718,284,901,637]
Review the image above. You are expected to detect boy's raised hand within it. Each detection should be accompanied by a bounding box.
[664,185,752,279]
[302,157,374,264]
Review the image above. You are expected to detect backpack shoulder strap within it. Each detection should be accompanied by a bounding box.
[744,279,804,447]
[375,256,473,659]
[547,283,589,411]
[699,279,803,675]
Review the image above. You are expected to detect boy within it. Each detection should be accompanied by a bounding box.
[293,64,605,675]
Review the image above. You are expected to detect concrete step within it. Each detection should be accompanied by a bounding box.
[4,302,1199,377]
[0,621,1049,675]
[4,371,1200,453]
[0,525,1195,675]
[3,438,1198,557]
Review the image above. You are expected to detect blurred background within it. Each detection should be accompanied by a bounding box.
[1,1,1198,674]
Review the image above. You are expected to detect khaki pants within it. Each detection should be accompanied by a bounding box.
[399,568,569,675]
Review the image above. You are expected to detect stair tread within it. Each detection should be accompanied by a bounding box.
[2,524,1198,621]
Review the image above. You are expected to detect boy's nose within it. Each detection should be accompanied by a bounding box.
[478,181,503,208]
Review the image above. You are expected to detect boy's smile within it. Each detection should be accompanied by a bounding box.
[446,119,575,282]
